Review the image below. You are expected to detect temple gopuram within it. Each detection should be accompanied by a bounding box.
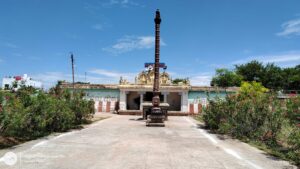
[60,67,239,116]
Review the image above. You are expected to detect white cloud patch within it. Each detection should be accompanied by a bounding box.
[277,18,300,37]
[190,75,212,86]
[31,72,68,89]
[172,71,212,86]
[103,35,166,54]
[92,24,103,31]
[102,0,142,8]
[232,51,300,67]
[31,71,124,89]
[89,69,136,81]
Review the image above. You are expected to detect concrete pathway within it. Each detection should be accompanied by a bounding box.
[0,114,297,169]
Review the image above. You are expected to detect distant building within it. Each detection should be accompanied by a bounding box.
[2,74,43,90]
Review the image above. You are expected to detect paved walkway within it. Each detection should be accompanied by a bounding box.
[0,114,297,169]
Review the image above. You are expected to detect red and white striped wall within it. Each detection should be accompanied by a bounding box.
[188,99,208,114]
[94,98,118,113]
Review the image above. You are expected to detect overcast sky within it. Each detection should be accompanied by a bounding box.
[0,0,300,88]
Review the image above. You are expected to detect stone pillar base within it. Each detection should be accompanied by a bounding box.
[146,107,165,127]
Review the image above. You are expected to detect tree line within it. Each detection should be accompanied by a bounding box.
[211,60,300,90]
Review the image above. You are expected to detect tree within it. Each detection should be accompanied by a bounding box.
[172,78,189,85]
[282,65,300,90]
[235,60,265,82]
[211,68,242,87]
[262,63,284,90]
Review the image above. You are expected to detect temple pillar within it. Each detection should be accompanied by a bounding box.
[139,91,145,110]
[162,92,169,103]
[180,91,188,112]
[119,90,128,110]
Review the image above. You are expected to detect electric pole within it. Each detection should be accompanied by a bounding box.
[71,53,75,90]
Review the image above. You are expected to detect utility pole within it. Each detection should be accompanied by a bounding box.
[71,53,75,90]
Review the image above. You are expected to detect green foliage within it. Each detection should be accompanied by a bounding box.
[67,92,95,124]
[234,60,300,90]
[235,60,265,82]
[287,128,300,164]
[282,65,300,90]
[286,97,300,125]
[211,60,299,90]
[211,68,242,87]
[0,85,95,139]
[172,78,189,85]
[202,92,300,165]
[262,63,284,90]
[239,81,269,98]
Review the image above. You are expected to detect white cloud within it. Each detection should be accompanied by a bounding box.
[232,51,300,67]
[31,72,68,89]
[102,0,142,8]
[190,75,212,86]
[277,18,300,37]
[173,71,212,86]
[92,24,103,31]
[103,35,166,54]
[31,71,122,89]
[89,69,136,81]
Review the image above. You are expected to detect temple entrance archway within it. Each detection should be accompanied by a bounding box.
[143,92,163,102]
[167,92,181,111]
[126,92,140,110]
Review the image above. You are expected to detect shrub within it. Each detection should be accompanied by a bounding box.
[0,92,27,137]
[24,93,75,136]
[0,86,95,139]
[203,93,284,142]
[67,91,95,124]
[286,97,300,125]
[239,81,269,98]
[202,85,300,165]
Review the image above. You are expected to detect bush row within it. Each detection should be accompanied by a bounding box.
[202,89,300,165]
[0,86,95,139]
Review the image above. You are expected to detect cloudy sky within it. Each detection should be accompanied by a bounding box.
[0,0,300,88]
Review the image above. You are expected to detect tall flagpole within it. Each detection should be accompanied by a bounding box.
[152,9,162,108]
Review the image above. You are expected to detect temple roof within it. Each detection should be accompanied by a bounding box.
[60,82,239,92]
